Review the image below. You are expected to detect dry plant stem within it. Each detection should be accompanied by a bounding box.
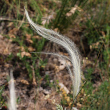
[8,70,17,110]
[31,66,37,86]
[25,9,81,99]
[0,17,28,23]
[17,12,26,30]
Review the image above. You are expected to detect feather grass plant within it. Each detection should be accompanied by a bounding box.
[8,70,17,110]
[25,8,81,99]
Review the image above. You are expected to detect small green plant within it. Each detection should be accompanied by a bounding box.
[81,80,110,110]
[53,0,88,31]
[56,104,64,110]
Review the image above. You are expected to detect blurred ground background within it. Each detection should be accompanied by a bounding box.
[0,0,110,110]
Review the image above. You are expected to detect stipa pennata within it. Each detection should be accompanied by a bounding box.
[8,70,17,110]
[25,8,81,99]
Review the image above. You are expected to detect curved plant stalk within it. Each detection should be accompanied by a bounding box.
[8,70,17,110]
[25,9,81,99]
[32,52,71,62]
